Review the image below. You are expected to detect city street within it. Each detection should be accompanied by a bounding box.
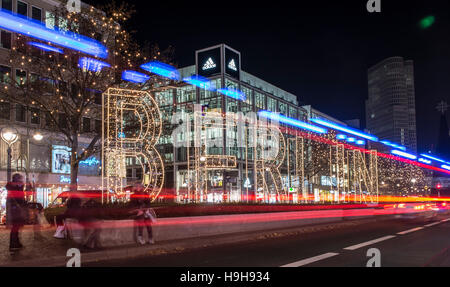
[85,215,450,267]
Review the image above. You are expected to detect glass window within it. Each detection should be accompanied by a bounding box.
[95,119,102,133]
[16,105,26,122]
[17,1,28,17]
[289,106,297,118]
[31,6,42,22]
[226,97,238,113]
[15,69,27,86]
[241,85,253,106]
[30,108,40,125]
[0,102,10,120]
[45,11,55,29]
[155,90,173,106]
[201,96,221,112]
[0,31,11,49]
[255,92,265,109]
[0,65,11,84]
[200,78,221,99]
[58,113,67,128]
[94,91,102,105]
[177,85,196,103]
[267,97,277,112]
[82,117,91,133]
[45,112,54,128]
[279,102,287,115]
[1,0,12,11]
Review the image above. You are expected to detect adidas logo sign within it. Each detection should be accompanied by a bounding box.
[202,58,216,70]
[228,59,237,71]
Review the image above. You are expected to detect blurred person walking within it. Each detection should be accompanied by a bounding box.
[131,184,156,245]
[6,173,28,251]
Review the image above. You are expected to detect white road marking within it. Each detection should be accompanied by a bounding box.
[424,221,441,227]
[343,235,396,251]
[441,218,450,223]
[397,227,424,235]
[280,252,340,267]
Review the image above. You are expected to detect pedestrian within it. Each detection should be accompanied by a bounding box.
[81,199,102,250]
[130,184,156,245]
[6,173,28,252]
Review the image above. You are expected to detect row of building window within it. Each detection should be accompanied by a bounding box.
[155,83,304,120]
[0,101,101,132]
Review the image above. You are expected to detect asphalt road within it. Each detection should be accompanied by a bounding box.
[86,214,450,267]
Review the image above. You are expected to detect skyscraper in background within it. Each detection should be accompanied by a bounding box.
[366,57,417,152]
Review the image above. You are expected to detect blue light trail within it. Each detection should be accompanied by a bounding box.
[140,61,180,81]
[391,150,417,160]
[217,88,246,101]
[122,70,150,83]
[418,158,432,165]
[0,9,108,58]
[28,42,63,53]
[420,154,448,164]
[380,140,407,151]
[79,57,110,72]
[258,111,327,134]
[183,75,215,91]
[310,118,379,142]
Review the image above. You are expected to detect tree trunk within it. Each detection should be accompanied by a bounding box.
[70,133,79,192]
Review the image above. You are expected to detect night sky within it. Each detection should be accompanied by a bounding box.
[87,0,450,153]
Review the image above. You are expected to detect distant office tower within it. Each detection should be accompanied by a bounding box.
[366,57,417,152]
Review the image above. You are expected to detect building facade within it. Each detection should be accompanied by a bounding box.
[0,0,102,212]
[366,57,417,152]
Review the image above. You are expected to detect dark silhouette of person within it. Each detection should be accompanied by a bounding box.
[6,173,27,251]
[131,184,155,245]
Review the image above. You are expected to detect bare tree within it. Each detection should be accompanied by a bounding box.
[0,1,174,190]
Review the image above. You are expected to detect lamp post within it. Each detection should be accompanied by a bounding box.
[27,131,45,201]
[1,128,19,183]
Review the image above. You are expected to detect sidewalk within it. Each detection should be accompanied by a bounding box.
[0,218,380,267]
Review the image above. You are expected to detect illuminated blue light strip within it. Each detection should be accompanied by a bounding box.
[140,61,180,81]
[336,134,347,140]
[217,88,246,101]
[442,165,450,171]
[258,111,327,134]
[420,154,448,164]
[391,150,417,160]
[418,158,432,165]
[347,137,356,143]
[183,75,215,91]
[310,118,379,142]
[79,57,110,72]
[381,140,407,151]
[122,70,150,83]
[80,157,100,166]
[28,41,63,53]
[0,9,108,58]
[356,140,366,145]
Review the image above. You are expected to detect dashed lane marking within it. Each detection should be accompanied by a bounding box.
[397,227,424,235]
[424,222,442,227]
[280,252,340,267]
[343,235,396,251]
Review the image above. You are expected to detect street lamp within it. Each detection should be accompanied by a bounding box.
[1,127,19,183]
[33,132,43,142]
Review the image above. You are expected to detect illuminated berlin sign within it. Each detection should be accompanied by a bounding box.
[202,58,216,70]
